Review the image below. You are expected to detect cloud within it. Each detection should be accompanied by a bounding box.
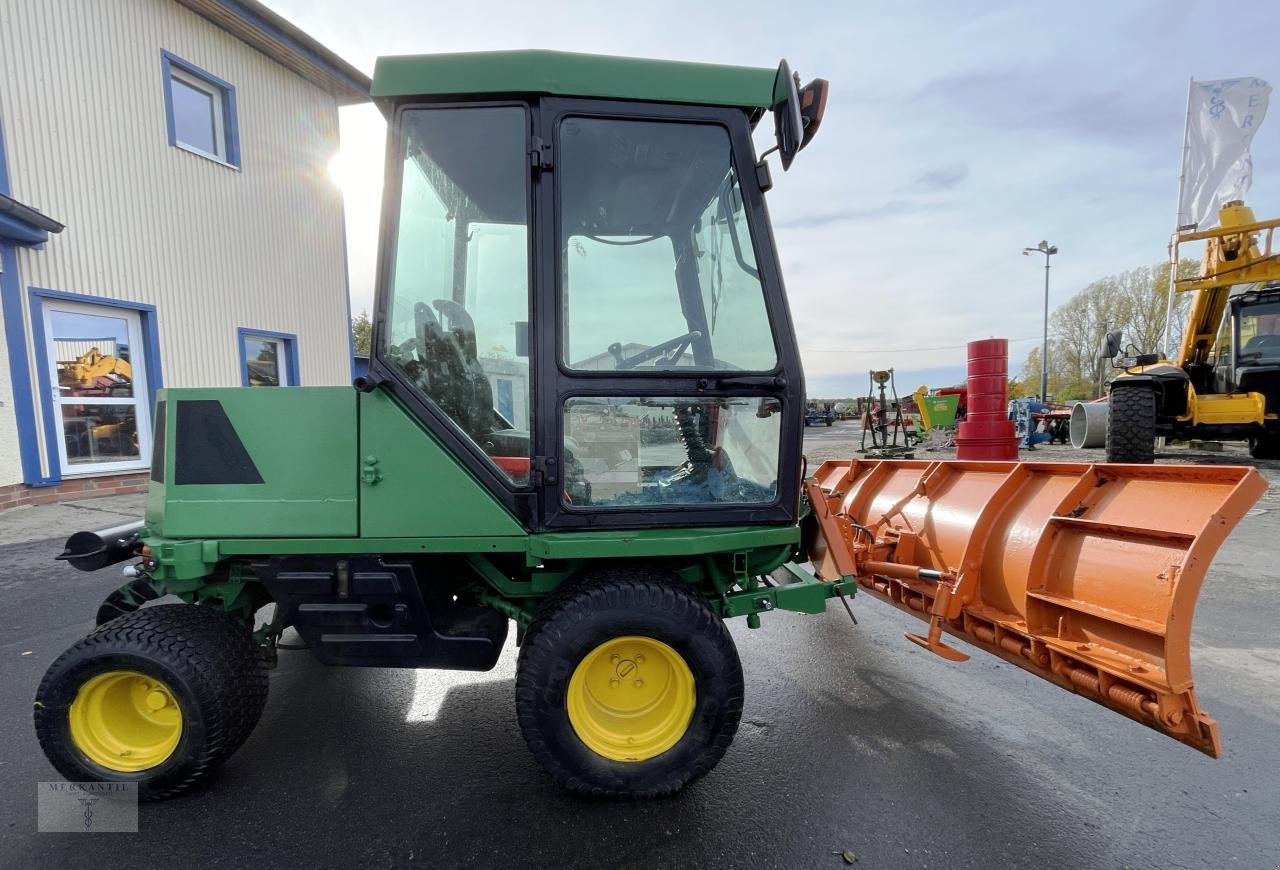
[265,0,1280,402]
[915,164,968,191]
[772,199,931,229]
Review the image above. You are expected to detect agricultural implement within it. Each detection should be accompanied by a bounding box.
[36,51,1265,800]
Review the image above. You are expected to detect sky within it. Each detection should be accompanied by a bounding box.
[268,0,1280,395]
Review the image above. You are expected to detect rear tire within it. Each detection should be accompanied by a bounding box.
[1106,385,1157,463]
[515,569,743,798]
[34,604,268,800]
[1249,432,1280,460]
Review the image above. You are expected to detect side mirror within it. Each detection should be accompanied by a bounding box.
[797,78,829,153]
[1098,330,1122,361]
[773,60,804,170]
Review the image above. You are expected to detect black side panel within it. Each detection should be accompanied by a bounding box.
[150,400,166,483]
[254,556,508,670]
[174,399,264,485]
[1237,366,1280,413]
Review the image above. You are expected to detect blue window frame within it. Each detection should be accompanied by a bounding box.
[161,51,240,168]
[238,328,299,387]
[26,288,164,484]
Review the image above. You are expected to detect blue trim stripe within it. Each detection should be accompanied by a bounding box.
[0,110,54,485]
[161,50,241,169]
[0,107,9,193]
[237,327,300,387]
[0,211,51,247]
[0,244,52,485]
[27,288,165,485]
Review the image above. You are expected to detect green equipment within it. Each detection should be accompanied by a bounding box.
[35,51,1264,802]
[911,385,960,436]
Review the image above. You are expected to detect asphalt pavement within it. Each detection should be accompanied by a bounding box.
[2,425,1278,868]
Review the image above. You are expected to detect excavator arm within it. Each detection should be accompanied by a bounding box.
[1174,201,1280,367]
[804,458,1266,757]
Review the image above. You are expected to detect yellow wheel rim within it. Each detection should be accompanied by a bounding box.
[68,670,182,772]
[567,636,695,762]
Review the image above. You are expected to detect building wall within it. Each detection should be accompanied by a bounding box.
[0,0,352,487]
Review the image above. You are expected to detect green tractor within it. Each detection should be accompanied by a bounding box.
[35,51,1264,800]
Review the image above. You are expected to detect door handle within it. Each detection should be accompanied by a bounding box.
[697,375,787,390]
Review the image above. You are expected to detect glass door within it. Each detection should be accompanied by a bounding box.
[538,101,804,529]
[41,299,152,476]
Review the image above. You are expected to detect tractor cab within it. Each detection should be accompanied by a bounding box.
[1212,285,1280,401]
[365,51,827,530]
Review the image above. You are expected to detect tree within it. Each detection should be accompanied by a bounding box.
[351,310,371,355]
[1015,258,1200,401]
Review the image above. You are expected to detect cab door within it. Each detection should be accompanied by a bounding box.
[534,99,804,530]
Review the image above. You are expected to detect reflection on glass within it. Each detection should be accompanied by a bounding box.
[382,106,532,485]
[171,77,218,155]
[62,403,140,465]
[563,397,781,507]
[559,117,776,372]
[1238,301,1280,364]
[51,310,134,399]
[245,338,281,386]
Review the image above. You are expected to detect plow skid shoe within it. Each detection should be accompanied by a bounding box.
[805,459,1267,757]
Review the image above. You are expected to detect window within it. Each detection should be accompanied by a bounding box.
[563,396,781,507]
[382,106,531,485]
[238,329,298,386]
[559,117,776,372]
[37,298,154,476]
[1238,300,1280,365]
[162,51,239,167]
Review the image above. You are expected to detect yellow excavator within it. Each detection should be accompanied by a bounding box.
[1107,200,1280,461]
[59,346,133,397]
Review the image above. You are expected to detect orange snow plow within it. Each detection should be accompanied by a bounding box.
[804,459,1267,756]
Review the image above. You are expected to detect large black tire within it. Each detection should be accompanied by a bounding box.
[515,570,743,798]
[1249,432,1280,460]
[34,604,268,800]
[1106,385,1157,463]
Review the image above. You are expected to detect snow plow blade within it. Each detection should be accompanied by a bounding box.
[804,459,1267,757]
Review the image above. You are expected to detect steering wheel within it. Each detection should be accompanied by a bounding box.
[1241,334,1280,362]
[607,331,702,370]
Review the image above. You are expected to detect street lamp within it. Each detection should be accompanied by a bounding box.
[1022,240,1058,402]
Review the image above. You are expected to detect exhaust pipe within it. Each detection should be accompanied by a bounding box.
[56,521,145,572]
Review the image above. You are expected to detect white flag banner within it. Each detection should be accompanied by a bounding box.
[1179,77,1271,230]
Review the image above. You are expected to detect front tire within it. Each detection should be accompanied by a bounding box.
[1249,432,1280,459]
[1106,385,1157,463]
[34,604,268,800]
[515,570,743,797]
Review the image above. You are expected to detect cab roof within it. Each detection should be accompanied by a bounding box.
[370,49,779,110]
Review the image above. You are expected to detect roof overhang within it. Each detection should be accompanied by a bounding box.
[0,194,63,248]
[371,49,776,111]
[173,0,370,105]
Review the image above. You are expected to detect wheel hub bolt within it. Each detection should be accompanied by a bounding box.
[609,678,619,688]
[634,679,644,688]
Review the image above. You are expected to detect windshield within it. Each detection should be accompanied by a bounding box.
[1238,299,1280,364]
[559,117,777,372]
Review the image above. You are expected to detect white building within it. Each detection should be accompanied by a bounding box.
[0,0,368,506]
